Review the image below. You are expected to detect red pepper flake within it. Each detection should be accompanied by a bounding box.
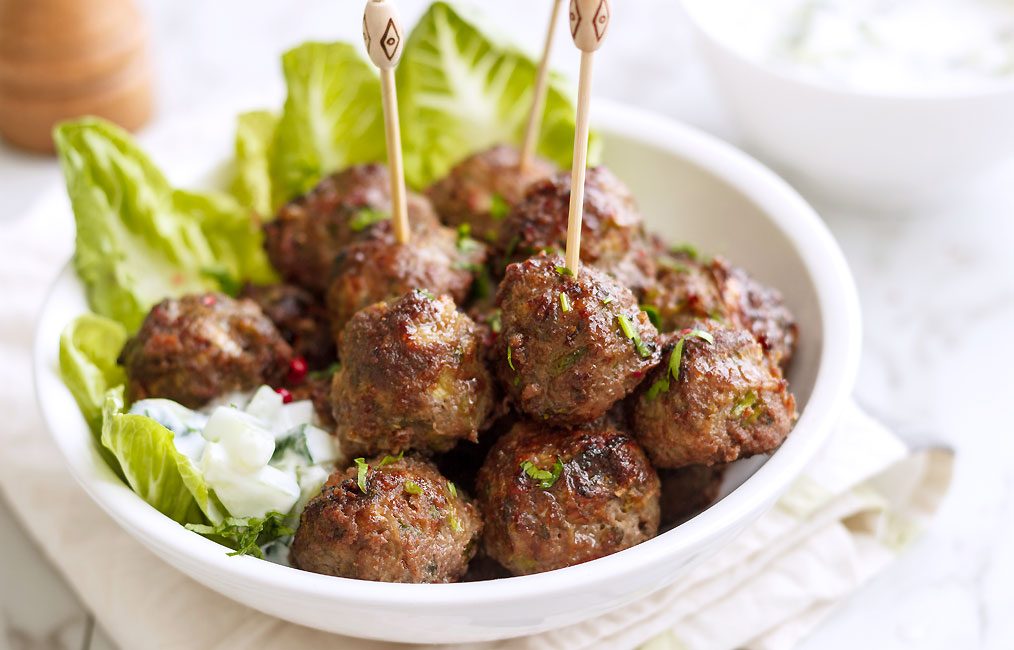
[275,387,293,404]
[287,356,308,384]
[201,294,217,307]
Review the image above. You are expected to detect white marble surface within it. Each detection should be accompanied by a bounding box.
[1,1,1012,648]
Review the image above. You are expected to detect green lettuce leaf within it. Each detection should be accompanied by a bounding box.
[54,118,276,331]
[185,511,293,559]
[100,386,224,525]
[397,1,599,188]
[59,314,127,435]
[230,110,278,217]
[269,42,385,207]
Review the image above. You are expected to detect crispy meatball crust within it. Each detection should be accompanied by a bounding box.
[324,227,486,341]
[264,164,440,294]
[331,291,496,456]
[426,145,555,243]
[643,252,798,368]
[239,283,335,370]
[632,322,797,468]
[119,293,292,408]
[659,465,726,529]
[291,456,482,583]
[477,421,660,576]
[496,167,657,293]
[496,253,661,425]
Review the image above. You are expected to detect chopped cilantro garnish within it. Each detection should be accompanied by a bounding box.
[554,265,574,277]
[646,329,715,400]
[447,481,458,499]
[670,243,699,260]
[377,451,404,467]
[455,223,482,254]
[489,193,510,220]
[641,304,661,328]
[520,457,564,489]
[601,296,614,305]
[416,288,436,300]
[403,480,423,495]
[507,345,516,371]
[560,292,572,312]
[349,208,389,232]
[448,510,463,533]
[616,314,653,359]
[553,348,585,374]
[185,512,293,559]
[354,457,369,493]
[489,310,502,334]
[731,391,758,418]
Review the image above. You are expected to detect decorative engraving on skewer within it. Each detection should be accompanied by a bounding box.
[381,18,401,61]
[570,0,582,38]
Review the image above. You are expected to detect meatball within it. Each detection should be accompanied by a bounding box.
[477,421,660,575]
[119,293,292,408]
[496,253,661,425]
[264,164,440,294]
[632,321,797,468]
[426,145,555,243]
[291,455,482,583]
[239,283,335,369]
[324,227,486,340]
[659,465,726,529]
[496,167,657,293]
[643,250,798,368]
[331,290,496,456]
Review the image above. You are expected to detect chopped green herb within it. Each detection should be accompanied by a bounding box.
[646,329,715,400]
[560,292,572,312]
[185,512,293,559]
[403,480,423,495]
[554,265,574,277]
[447,510,462,533]
[447,481,458,499]
[467,264,494,302]
[670,243,699,260]
[308,361,341,380]
[416,288,436,300]
[488,310,502,333]
[520,457,564,489]
[354,457,369,493]
[507,345,516,371]
[377,451,405,467]
[616,314,653,359]
[553,347,585,374]
[455,223,481,254]
[489,193,510,220]
[641,304,661,328]
[657,257,690,274]
[731,391,758,418]
[601,296,614,305]
[349,208,389,232]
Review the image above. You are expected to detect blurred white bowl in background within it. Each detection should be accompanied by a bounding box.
[681,0,1014,210]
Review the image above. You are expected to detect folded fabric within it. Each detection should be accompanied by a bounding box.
[0,195,952,650]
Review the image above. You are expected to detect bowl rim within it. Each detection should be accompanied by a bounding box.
[33,99,862,610]
[679,0,1014,103]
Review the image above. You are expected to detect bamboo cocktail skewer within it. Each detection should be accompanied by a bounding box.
[519,0,566,172]
[564,0,610,276]
[363,0,410,244]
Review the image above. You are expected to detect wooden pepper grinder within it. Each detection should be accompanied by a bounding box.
[0,0,153,153]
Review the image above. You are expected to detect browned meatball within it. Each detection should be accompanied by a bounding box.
[331,290,496,456]
[659,465,726,529]
[324,227,486,340]
[496,253,661,425]
[632,322,797,468]
[477,421,660,576]
[291,456,482,583]
[239,283,335,370]
[496,167,657,293]
[426,145,555,244]
[264,164,440,294]
[119,293,292,408]
[643,251,798,368]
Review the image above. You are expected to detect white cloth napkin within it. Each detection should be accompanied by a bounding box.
[0,195,953,650]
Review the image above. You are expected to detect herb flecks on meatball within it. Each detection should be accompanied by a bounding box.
[477,421,660,575]
[264,164,440,294]
[426,145,555,244]
[632,321,797,468]
[291,456,482,583]
[324,226,487,342]
[496,253,661,425]
[119,293,292,408]
[643,250,798,368]
[496,167,657,293]
[331,290,496,457]
[240,282,335,370]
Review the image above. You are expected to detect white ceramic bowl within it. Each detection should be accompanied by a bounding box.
[682,0,1014,209]
[34,101,861,644]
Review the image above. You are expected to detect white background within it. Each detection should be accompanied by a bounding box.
[1,1,1012,649]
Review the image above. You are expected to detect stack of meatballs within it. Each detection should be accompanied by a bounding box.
[118,144,799,583]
